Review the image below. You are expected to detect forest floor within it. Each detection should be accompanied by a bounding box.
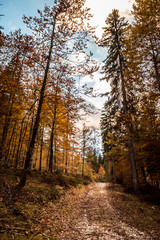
[0,175,160,240]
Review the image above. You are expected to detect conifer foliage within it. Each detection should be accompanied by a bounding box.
[101,3,160,191]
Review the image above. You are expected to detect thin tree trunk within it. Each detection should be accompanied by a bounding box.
[18,123,28,168]
[65,148,68,174]
[62,147,65,173]
[33,143,39,169]
[4,120,17,168]
[112,156,116,182]
[49,121,54,174]
[10,128,18,168]
[82,155,85,177]
[46,143,50,170]
[65,130,69,174]
[18,16,57,188]
[15,119,24,170]
[0,106,13,168]
[39,127,44,172]
[108,159,111,182]
[71,145,74,174]
[54,140,57,171]
[49,82,58,174]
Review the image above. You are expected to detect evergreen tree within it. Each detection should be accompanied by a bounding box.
[100,9,138,190]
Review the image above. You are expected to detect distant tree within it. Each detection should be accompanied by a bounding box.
[81,123,91,177]
[98,165,105,180]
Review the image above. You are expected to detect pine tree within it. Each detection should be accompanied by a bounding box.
[100,9,138,190]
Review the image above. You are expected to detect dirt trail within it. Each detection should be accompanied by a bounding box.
[34,182,160,240]
[68,183,151,240]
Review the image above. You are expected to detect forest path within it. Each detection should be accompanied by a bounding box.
[66,183,151,240]
[34,182,160,240]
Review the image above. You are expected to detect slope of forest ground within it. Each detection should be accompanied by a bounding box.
[0,171,160,240]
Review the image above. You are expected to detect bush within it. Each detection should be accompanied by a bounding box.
[42,173,70,188]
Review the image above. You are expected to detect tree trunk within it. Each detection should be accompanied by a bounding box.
[18,17,57,188]
[4,120,17,168]
[10,128,18,168]
[54,141,57,171]
[82,155,85,177]
[128,138,138,190]
[49,82,58,174]
[49,121,55,174]
[15,119,24,170]
[0,106,13,168]
[39,127,43,172]
[18,123,28,168]
[119,53,138,191]
[65,148,68,174]
[112,156,116,182]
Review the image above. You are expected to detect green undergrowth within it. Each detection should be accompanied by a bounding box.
[0,169,91,239]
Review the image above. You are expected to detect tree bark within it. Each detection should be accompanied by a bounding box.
[112,156,116,182]
[18,15,57,188]
[4,120,17,168]
[0,105,13,168]
[15,119,24,170]
[119,52,138,191]
[49,82,58,174]
[39,127,44,172]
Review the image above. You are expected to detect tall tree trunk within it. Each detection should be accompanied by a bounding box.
[46,143,50,170]
[54,141,57,171]
[49,120,55,174]
[49,82,58,174]
[0,105,13,168]
[108,159,112,182]
[112,156,116,182]
[18,123,28,168]
[65,128,69,174]
[18,16,57,188]
[65,148,68,174]
[4,120,17,168]
[39,127,44,172]
[10,128,18,168]
[62,147,65,173]
[71,144,74,174]
[119,53,138,191]
[15,119,24,170]
[82,155,85,177]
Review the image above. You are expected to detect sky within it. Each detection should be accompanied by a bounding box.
[0,0,134,129]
